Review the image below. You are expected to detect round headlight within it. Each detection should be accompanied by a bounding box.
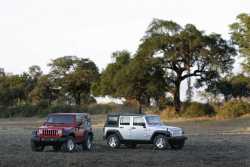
[38,129,43,135]
[58,129,63,135]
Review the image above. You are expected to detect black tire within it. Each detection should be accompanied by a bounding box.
[107,134,120,149]
[62,136,76,152]
[82,134,93,151]
[31,141,44,152]
[52,145,62,151]
[153,134,168,150]
[169,140,185,150]
[125,143,137,149]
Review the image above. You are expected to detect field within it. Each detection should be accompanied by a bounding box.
[0,115,250,167]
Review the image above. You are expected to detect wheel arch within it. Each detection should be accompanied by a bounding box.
[150,131,170,142]
[105,130,123,140]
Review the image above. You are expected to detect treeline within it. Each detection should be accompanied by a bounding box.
[0,13,250,118]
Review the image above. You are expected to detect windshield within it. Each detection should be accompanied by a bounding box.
[47,115,74,124]
[145,116,161,125]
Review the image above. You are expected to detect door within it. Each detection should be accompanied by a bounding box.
[75,114,85,142]
[119,116,132,140]
[130,116,147,140]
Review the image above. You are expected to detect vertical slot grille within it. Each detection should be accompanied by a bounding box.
[42,129,58,136]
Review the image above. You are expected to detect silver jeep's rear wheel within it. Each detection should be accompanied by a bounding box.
[107,134,120,149]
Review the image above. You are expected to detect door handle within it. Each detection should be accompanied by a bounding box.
[131,127,136,130]
[120,127,124,129]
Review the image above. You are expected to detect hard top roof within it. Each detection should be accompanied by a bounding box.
[107,112,144,117]
[49,113,89,116]
[107,112,160,117]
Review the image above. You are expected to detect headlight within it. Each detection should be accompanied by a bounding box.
[58,129,63,136]
[38,129,43,135]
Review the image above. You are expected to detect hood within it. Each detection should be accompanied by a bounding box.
[148,124,182,131]
[38,125,74,130]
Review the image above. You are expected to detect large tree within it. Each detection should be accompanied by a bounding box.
[49,56,99,105]
[230,13,250,73]
[138,19,236,112]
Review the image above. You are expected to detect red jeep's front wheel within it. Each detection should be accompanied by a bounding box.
[82,134,93,151]
[62,136,76,152]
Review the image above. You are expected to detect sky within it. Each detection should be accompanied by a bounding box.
[0,0,250,101]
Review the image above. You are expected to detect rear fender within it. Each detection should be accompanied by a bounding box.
[105,130,123,140]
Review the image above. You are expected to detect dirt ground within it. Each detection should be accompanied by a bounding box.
[0,115,250,167]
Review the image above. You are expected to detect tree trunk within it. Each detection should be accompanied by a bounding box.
[138,103,142,114]
[75,93,81,105]
[174,81,181,113]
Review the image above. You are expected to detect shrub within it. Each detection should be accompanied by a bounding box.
[160,106,178,119]
[217,100,250,119]
[87,104,113,114]
[182,102,215,118]
[87,103,138,114]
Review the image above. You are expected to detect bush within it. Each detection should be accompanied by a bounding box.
[0,105,39,118]
[217,100,250,119]
[160,106,178,119]
[182,102,215,118]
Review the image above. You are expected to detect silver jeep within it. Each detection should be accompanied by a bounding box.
[103,113,187,150]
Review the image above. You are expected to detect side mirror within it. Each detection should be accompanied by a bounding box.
[77,122,82,126]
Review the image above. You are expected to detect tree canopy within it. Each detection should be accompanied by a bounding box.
[230,13,250,73]
[49,56,99,105]
[138,19,236,112]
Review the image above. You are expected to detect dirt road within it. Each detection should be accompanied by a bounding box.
[0,116,250,167]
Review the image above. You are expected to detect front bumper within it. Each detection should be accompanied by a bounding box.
[31,135,67,146]
[168,136,187,142]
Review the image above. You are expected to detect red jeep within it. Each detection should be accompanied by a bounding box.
[31,113,93,152]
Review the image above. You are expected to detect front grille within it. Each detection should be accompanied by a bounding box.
[42,129,59,136]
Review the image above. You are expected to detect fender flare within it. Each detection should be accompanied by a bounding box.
[150,130,171,142]
[63,128,75,137]
[105,130,123,140]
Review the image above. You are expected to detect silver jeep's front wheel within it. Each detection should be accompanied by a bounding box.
[107,134,120,149]
[153,134,168,150]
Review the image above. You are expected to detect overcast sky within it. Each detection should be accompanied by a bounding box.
[0,0,250,101]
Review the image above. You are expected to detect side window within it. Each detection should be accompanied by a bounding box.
[83,116,91,128]
[106,116,119,126]
[133,117,145,126]
[120,116,130,126]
